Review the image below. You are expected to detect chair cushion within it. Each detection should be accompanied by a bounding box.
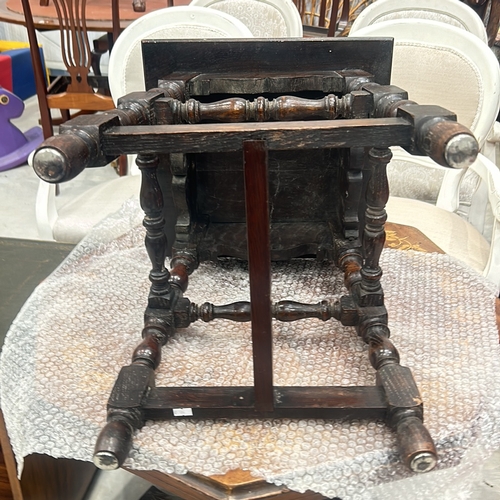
[386,196,490,275]
[54,175,141,243]
[387,153,445,204]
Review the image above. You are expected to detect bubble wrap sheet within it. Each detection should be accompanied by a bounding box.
[1,199,500,500]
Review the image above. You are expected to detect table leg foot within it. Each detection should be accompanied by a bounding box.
[93,419,133,470]
[396,416,437,473]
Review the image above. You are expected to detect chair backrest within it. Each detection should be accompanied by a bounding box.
[108,6,253,102]
[294,0,349,36]
[21,0,121,138]
[189,0,303,37]
[350,0,488,43]
[350,19,500,150]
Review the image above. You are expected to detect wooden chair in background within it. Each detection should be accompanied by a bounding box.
[461,0,500,46]
[294,0,350,36]
[20,0,121,139]
[20,0,132,242]
[349,0,489,43]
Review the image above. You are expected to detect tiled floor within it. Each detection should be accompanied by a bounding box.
[3,97,500,500]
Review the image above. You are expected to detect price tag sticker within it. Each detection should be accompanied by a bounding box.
[173,408,193,417]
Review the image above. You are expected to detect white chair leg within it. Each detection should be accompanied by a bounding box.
[436,168,468,212]
[35,180,57,241]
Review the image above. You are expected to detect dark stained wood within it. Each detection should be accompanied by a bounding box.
[137,154,172,308]
[359,147,391,307]
[161,94,353,123]
[21,455,96,500]
[143,39,394,90]
[178,70,349,97]
[101,119,413,155]
[142,387,387,420]
[190,299,338,323]
[244,141,274,412]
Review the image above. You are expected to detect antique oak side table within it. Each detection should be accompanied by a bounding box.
[31,38,479,478]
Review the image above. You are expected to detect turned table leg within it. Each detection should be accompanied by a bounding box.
[361,147,437,472]
[94,153,173,469]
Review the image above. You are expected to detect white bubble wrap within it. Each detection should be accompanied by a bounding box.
[1,199,500,500]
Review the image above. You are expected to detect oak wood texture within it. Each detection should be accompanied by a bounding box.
[142,39,393,91]
[244,141,274,412]
[36,39,478,475]
[101,119,413,155]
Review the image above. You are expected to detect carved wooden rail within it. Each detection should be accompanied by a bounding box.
[163,94,354,123]
[33,83,478,184]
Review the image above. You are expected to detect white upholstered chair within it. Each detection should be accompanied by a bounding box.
[350,19,500,287]
[35,6,253,243]
[350,2,500,164]
[108,6,253,99]
[386,152,500,288]
[189,0,303,37]
[349,0,488,44]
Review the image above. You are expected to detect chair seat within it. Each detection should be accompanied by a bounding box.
[54,175,140,243]
[386,196,490,275]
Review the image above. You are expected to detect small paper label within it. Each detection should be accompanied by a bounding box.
[173,408,193,417]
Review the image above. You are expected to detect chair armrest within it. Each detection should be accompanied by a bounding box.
[486,121,500,144]
[35,181,58,241]
[483,121,500,165]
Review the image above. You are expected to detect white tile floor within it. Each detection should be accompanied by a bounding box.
[3,96,500,500]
